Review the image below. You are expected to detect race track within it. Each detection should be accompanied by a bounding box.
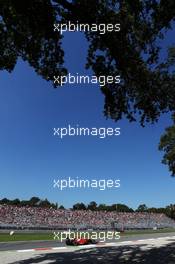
[0,231,175,251]
[0,232,175,264]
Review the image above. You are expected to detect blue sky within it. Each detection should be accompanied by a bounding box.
[0,31,175,210]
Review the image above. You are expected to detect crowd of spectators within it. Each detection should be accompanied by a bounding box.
[0,205,175,230]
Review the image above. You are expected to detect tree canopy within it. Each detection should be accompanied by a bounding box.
[0,0,175,174]
[159,115,175,176]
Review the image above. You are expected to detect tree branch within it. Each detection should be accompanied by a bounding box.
[53,0,73,11]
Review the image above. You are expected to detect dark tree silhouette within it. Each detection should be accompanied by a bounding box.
[0,0,67,80]
[1,0,175,173]
[159,115,175,176]
[73,203,87,210]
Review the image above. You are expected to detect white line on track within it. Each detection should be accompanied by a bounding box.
[14,236,175,253]
[52,247,67,250]
[122,241,132,243]
[105,242,116,246]
[17,249,35,253]
[78,245,97,248]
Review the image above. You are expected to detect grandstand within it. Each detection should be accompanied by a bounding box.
[0,205,175,230]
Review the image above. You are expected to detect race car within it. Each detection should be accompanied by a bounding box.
[65,237,97,246]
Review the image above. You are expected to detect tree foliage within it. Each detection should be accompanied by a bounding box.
[73,202,87,210]
[136,204,148,212]
[159,116,175,176]
[0,0,66,80]
[0,197,58,209]
[0,0,175,125]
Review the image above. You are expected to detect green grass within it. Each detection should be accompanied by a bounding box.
[121,228,175,236]
[0,228,174,242]
[0,233,54,242]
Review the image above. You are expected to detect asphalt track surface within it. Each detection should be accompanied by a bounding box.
[0,232,175,264]
[0,232,175,251]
